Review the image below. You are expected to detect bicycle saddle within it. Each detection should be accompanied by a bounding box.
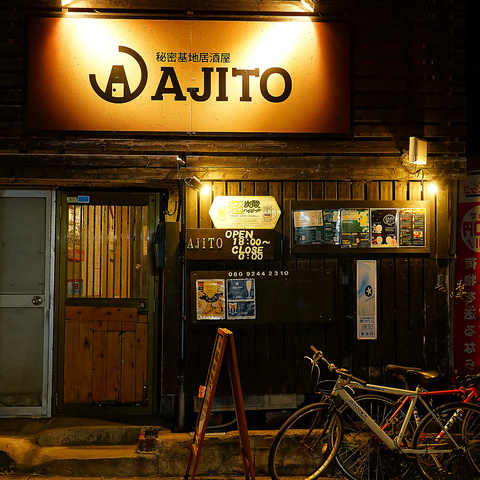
[386,364,442,389]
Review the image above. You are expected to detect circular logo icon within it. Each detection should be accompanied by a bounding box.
[461,205,480,252]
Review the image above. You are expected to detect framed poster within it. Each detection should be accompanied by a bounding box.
[399,208,427,247]
[226,278,256,320]
[288,201,430,254]
[293,209,341,245]
[341,209,369,248]
[196,279,225,321]
[191,269,335,324]
[371,209,398,248]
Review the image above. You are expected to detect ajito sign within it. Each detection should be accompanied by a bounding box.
[27,18,351,134]
[186,229,275,261]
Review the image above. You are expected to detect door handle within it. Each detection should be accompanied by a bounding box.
[32,296,43,306]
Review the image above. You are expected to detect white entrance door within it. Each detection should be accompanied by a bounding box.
[0,190,54,417]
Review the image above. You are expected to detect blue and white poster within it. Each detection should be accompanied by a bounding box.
[357,260,377,339]
[226,278,256,320]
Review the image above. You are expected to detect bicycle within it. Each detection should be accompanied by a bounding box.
[268,347,480,480]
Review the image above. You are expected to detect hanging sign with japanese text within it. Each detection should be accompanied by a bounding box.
[27,17,351,134]
[454,174,480,375]
[209,196,281,229]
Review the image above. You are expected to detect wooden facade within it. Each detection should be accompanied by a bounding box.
[0,0,467,413]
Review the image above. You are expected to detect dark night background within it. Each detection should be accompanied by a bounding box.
[466,0,479,171]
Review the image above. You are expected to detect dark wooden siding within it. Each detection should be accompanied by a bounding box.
[0,1,466,399]
[0,1,466,185]
[176,178,453,397]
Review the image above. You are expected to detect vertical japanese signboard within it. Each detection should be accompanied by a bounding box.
[455,175,480,375]
[357,260,377,339]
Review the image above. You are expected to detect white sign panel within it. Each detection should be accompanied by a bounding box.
[356,260,377,340]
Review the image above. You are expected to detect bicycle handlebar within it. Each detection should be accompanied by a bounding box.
[310,345,367,386]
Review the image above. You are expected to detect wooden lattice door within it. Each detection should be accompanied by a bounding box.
[57,193,158,413]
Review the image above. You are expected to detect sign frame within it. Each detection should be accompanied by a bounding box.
[184,328,255,480]
[26,15,352,138]
[287,200,432,254]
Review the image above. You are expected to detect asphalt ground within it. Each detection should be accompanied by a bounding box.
[0,476,306,480]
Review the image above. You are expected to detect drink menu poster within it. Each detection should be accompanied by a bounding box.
[293,209,340,245]
[399,208,426,247]
[226,278,256,320]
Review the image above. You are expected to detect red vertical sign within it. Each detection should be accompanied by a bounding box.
[455,174,480,375]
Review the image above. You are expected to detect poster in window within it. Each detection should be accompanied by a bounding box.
[322,209,341,244]
[371,209,398,248]
[293,210,322,244]
[226,278,256,320]
[196,279,225,320]
[293,209,340,245]
[341,209,369,248]
[399,208,426,247]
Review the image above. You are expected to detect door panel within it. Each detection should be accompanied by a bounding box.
[0,190,53,417]
[57,193,157,414]
[63,306,148,404]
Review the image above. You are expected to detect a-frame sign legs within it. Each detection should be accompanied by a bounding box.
[184,328,255,480]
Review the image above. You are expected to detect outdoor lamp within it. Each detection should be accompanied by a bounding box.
[409,137,427,166]
[184,176,209,194]
[300,0,319,12]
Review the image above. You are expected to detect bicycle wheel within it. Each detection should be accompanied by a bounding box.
[268,402,342,480]
[336,395,413,480]
[412,402,480,480]
[463,403,480,474]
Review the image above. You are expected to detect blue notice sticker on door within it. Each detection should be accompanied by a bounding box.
[77,196,90,204]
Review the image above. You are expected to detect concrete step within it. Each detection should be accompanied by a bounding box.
[0,423,277,477]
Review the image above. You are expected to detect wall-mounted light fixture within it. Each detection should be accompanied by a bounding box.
[409,136,428,166]
[428,182,438,195]
[184,176,209,194]
[300,0,319,12]
[61,0,74,6]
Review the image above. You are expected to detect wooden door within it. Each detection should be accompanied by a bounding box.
[56,193,158,413]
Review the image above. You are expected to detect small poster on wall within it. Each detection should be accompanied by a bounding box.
[357,260,377,340]
[293,209,340,245]
[226,278,256,320]
[371,209,398,247]
[341,209,370,248]
[399,208,426,247]
[196,279,225,320]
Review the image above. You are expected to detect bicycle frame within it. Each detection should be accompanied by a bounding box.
[332,376,462,455]
[392,384,479,428]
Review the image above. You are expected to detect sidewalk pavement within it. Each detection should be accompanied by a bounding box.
[0,476,280,480]
[0,416,344,479]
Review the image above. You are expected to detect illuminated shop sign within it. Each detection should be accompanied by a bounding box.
[27,17,351,134]
[209,196,281,229]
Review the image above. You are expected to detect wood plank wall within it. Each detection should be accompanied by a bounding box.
[0,0,467,399]
[0,0,466,185]
[179,178,452,398]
